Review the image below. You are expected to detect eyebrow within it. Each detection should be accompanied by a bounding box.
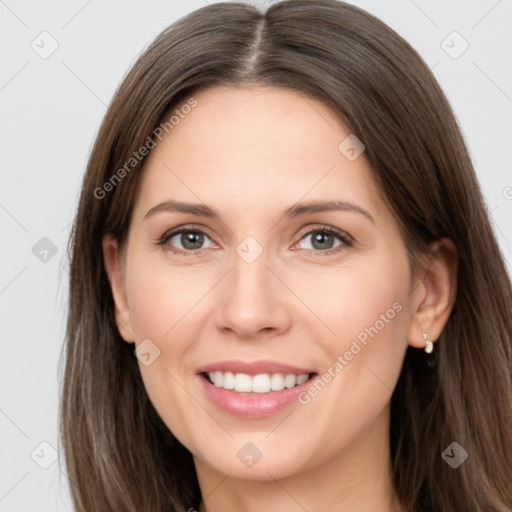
[144,199,375,224]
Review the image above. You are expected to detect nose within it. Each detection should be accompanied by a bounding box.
[214,247,292,340]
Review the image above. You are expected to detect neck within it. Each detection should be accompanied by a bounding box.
[195,405,405,512]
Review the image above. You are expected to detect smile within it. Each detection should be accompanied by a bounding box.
[195,360,317,418]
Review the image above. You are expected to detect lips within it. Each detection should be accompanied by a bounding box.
[196,360,315,376]
[195,360,317,418]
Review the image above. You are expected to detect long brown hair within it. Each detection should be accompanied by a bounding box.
[59,1,512,510]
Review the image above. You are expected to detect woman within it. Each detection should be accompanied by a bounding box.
[59,1,512,511]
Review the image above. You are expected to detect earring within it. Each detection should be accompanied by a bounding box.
[423,332,434,354]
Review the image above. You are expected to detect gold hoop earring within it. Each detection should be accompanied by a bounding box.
[423,332,434,354]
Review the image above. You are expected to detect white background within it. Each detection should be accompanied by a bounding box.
[1,0,511,510]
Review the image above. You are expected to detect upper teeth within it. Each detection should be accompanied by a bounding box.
[208,371,309,393]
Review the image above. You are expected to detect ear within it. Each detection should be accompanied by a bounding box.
[408,238,458,350]
[102,234,135,343]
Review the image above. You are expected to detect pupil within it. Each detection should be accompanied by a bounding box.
[182,232,203,250]
[312,232,334,250]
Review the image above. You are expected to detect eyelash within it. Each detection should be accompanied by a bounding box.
[156,224,353,257]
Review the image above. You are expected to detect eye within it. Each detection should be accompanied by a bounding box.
[293,226,352,255]
[158,225,216,255]
[157,224,353,256]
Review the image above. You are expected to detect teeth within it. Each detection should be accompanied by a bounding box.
[296,374,309,385]
[222,371,235,390]
[214,371,223,388]
[207,371,310,393]
[270,373,285,391]
[234,373,252,392]
[252,374,270,393]
[284,374,297,388]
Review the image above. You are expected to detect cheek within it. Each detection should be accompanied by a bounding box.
[299,252,411,407]
[303,257,409,351]
[123,252,217,446]
[124,250,208,342]
[286,258,411,463]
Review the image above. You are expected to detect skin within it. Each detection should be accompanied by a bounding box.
[103,85,457,512]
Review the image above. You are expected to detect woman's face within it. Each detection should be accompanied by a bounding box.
[105,85,424,482]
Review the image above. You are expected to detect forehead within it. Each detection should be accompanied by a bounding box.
[133,85,386,223]
[164,85,349,160]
